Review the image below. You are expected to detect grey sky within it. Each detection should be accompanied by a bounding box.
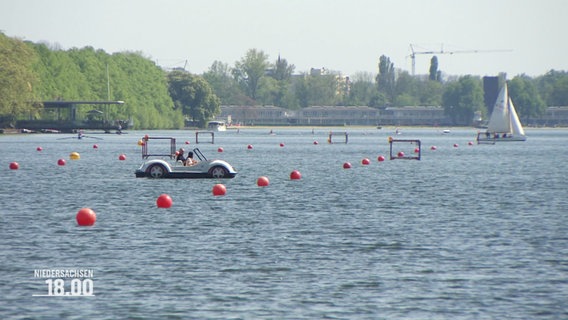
[1,0,566,78]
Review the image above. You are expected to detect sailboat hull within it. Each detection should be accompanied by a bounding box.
[477,132,527,144]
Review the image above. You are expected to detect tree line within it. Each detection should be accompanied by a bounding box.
[2,33,568,129]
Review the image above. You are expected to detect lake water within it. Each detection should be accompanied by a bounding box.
[1,127,567,319]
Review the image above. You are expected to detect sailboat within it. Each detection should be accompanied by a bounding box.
[477,83,526,143]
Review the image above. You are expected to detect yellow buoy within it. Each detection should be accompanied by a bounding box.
[70,152,80,160]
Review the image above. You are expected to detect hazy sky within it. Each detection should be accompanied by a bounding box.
[2,0,566,78]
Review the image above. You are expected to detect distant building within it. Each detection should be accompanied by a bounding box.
[528,107,568,127]
[219,105,289,126]
[219,105,443,126]
[310,67,327,76]
[483,76,501,115]
[378,106,450,126]
[217,105,568,127]
[297,106,378,125]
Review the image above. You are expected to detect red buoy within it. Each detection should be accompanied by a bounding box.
[453,143,459,148]
[468,141,474,146]
[280,143,285,147]
[257,176,269,187]
[247,144,253,150]
[212,184,227,196]
[397,151,405,158]
[76,208,96,226]
[430,146,437,150]
[9,162,19,170]
[36,146,43,152]
[313,141,319,145]
[343,162,352,169]
[118,154,127,161]
[57,159,66,166]
[414,147,420,153]
[185,141,190,145]
[218,147,224,152]
[93,144,98,149]
[290,170,302,180]
[361,158,370,165]
[377,155,385,162]
[156,194,173,208]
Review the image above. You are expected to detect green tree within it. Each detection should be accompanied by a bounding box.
[291,74,310,108]
[202,60,242,105]
[271,55,295,81]
[376,55,395,105]
[67,46,109,99]
[256,76,279,106]
[418,79,443,106]
[305,71,341,106]
[394,71,418,106]
[347,72,375,106]
[429,56,441,82]
[508,75,546,122]
[0,33,39,123]
[537,70,568,106]
[167,71,221,127]
[33,45,182,129]
[442,75,484,125]
[32,43,92,101]
[232,49,270,101]
[266,55,295,107]
[109,51,183,129]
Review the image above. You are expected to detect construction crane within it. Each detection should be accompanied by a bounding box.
[408,44,512,75]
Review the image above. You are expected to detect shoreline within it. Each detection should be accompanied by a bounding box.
[2,125,566,135]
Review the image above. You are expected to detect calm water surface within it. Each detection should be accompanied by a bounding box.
[1,127,567,319]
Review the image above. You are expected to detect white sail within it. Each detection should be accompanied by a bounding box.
[486,84,510,133]
[508,97,525,136]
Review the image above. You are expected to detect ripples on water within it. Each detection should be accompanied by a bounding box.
[1,128,567,319]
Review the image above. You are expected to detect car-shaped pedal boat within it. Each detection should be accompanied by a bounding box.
[134,136,237,179]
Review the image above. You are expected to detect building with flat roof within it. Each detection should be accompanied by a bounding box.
[16,100,128,133]
[218,105,568,127]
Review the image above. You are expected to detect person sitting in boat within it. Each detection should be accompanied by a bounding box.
[185,151,197,166]
[176,148,187,164]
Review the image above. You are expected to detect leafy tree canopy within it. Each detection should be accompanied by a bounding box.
[168,71,220,128]
[509,75,546,120]
[24,43,184,129]
[0,33,39,124]
[442,75,484,125]
[232,49,270,100]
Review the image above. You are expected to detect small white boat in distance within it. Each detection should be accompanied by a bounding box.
[477,83,526,144]
[207,121,227,132]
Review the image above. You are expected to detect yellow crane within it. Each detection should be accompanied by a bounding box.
[409,44,512,75]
